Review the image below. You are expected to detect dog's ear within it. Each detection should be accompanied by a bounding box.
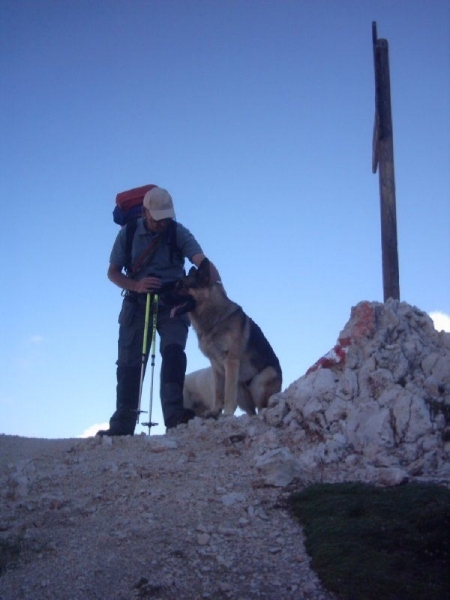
[197,257,211,285]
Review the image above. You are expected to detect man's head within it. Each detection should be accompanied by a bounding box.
[143,187,175,232]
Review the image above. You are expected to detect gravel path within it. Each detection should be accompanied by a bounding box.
[0,417,336,600]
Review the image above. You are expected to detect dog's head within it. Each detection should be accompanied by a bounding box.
[165,258,217,317]
[163,258,213,317]
[176,257,213,295]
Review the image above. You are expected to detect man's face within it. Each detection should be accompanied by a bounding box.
[143,208,171,233]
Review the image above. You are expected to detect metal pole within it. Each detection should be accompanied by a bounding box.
[142,293,159,434]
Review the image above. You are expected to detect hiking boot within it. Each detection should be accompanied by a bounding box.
[160,344,190,428]
[181,408,196,424]
[96,429,133,437]
[106,365,141,436]
[165,408,196,430]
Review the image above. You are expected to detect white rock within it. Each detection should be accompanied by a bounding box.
[254,447,297,487]
[220,492,246,506]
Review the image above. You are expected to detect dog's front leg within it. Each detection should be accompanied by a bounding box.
[223,358,240,415]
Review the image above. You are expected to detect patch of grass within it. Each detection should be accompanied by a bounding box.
[290,482,450,600]
[0,538,22,576]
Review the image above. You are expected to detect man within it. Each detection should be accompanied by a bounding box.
[97,186,217,435]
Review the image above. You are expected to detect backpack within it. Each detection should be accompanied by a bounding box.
[113,184,180,276]
[113,184,157,226]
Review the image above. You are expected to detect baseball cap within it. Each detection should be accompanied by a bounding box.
[143,187,175,221]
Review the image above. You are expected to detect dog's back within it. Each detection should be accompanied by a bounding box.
[236,317,282,413]
[247,318,282,376]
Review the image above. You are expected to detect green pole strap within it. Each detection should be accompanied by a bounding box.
[150,294,159,359]
[142,292,152,356]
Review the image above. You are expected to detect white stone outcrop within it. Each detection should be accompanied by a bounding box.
[262,299,450,485]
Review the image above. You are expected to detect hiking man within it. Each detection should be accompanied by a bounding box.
[97,186,218,435]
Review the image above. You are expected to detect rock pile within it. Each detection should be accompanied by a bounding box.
[263,299,450,486]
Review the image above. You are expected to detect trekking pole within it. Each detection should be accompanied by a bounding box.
[136,293,151,423]
[142,293,159,434]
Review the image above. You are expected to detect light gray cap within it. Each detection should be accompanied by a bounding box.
[143,187,175,220]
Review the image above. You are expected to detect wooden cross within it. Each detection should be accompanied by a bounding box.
[372,22,400,302]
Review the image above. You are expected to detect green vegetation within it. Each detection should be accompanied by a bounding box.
[0,538,22,576]
[290,482,450,600]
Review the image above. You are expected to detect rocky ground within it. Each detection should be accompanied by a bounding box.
[1,299,449,599]
[0,418,336,600]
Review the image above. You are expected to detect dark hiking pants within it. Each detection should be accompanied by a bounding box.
[108,294,190,434]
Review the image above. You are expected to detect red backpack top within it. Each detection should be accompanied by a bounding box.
[113,184,157,226]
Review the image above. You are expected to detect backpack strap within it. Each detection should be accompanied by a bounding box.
[131,234,164,276]
[124,219,180,278]
[166,221,181,264]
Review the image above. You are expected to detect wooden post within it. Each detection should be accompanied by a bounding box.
[372,22,400,302]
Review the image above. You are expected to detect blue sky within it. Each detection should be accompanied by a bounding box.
[1,0,449,439]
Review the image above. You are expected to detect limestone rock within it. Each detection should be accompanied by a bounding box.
[267,299,450,483]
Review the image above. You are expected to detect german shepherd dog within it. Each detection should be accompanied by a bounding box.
[173,258,282,416]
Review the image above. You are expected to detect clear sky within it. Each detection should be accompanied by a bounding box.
[1,0,449,439]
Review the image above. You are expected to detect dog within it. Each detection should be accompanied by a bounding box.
[183,366,215,415]
[174,258,282,416]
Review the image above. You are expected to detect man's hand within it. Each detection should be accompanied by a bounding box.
[133,276,162,294]
[108,264,163,294]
